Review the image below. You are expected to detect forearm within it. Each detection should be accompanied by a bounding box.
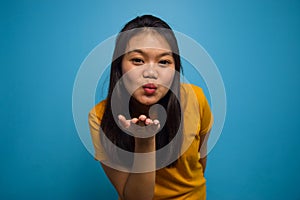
[123,172,155,200]
[123,138,156,200]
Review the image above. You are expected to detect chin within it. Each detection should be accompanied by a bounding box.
[139,97,159,106]
[140,100,156,106]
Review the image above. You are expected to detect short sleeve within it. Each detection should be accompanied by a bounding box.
[88,100,108,161]
[191,85,213,135]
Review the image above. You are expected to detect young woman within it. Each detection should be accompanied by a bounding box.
[89,15,213,200]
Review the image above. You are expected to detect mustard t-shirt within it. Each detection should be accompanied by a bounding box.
[88,84,213,200]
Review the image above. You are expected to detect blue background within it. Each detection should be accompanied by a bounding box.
[1,0,299,199]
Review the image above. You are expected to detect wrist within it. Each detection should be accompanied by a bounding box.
[134,137,155,153]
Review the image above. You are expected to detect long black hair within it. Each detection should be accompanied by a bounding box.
[100,15,182,168]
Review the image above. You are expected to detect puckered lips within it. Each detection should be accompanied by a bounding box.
[142,83,157,95]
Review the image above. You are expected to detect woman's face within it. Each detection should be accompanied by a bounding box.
[121,31,176,106]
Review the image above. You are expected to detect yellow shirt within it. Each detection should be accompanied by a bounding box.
[88,84,213,200]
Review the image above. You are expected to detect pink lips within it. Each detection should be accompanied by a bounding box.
[143,83,157,95]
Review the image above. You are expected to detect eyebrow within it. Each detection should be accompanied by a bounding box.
[126,49,173,57]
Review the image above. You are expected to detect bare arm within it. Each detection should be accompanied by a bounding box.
[100,115,158,200]
[123,137,156,200]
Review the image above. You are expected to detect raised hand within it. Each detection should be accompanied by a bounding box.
[118,114,160,139]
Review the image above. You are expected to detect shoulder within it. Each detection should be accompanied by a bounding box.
[88,100,107,125]
[180,83,203,93]
[180,84,213,135]
[180,83,206,102]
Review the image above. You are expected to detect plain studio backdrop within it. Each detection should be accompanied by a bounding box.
[1,0,299,199]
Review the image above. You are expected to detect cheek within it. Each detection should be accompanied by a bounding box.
[122,68,144,94]
[121,60,130,75]
[158,69,175,86]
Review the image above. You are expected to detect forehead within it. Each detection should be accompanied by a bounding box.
[125,30,172,53]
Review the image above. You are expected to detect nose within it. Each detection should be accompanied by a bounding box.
[142,64,158,79]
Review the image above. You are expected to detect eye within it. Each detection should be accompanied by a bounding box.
[159,60,171,66]
[131,58,144,65]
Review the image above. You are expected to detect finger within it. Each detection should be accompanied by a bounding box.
[153,119,159,125]
[131,118,139,124]
[118,114,126,122]
[145,118,153,125]
[138,115,147,121]
[153,119,160,130]
[118,115,130,128]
